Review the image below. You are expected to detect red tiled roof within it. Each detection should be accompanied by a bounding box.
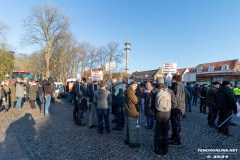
[188,59,238,73]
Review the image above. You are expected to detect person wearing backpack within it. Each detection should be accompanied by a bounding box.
[152,77,177,157]
[168,74,185,147]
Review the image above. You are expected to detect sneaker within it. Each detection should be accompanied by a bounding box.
[129,143,140,148]
[163,154,169,158]
[222,132,232,136]
[169,141,181,147]
[151,150,161,157]
[89,125,96,129]
[229,122,237,126]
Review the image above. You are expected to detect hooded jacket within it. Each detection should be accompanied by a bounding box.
[124,87,139,117]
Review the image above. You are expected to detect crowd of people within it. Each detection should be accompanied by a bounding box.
[0,77,55,115]
[1,75,238,157]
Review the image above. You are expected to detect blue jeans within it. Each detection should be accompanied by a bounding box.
[4,104,9,109]
[97,109,110,131]
[187,96,193,111]
[16,97,23,109]
[146,115,154,127]
[45,95,51,115]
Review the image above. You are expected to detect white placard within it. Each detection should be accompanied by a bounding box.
[106,62,116,71]
[162,63,177,73]
[91,71,103,81]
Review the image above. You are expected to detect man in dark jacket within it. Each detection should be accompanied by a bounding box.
[215,81,237,136]
[152,77,177,157]
[111,77,126,131]
[206,81,221,127]
[200,84,208,114]
[186,82,194,112]
[43,78,52,115]
[88,81,99,128]
[169,74,185,146]
[73,78,87,125]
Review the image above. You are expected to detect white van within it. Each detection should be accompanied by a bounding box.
[54,82,65,98]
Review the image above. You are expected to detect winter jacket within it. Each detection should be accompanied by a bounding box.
[215,86,237,114]
[29,83,38,100]
[170,82,186,114]
[43,81,52,95]
[206,86,218,108]
[124,87,139,117]
[112,81,126,106]
[16,82,25,97]
[8,82,17,102]
[93,89,112,109]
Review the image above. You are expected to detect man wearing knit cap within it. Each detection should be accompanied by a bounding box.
[168,74,185,146]
[215,81,237,136]
[124,81,140,148]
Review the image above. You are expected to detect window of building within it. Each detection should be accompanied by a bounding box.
[208,66,215,72]
[221,64,229,71]
[197,67,203,73]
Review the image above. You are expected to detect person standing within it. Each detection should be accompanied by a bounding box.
[88,80,99,129]
[43,78,52,115]
[169,74,185,147]
[1,83,11,112]
[73,78,87,125]
[124,81,140,148]
[143,82,153,129]
[111,77,126,131]
[206,81,221,127]
[93,81,112,134]
[152,78,177,157]
[16,79,25,110]
[215,81,237,136]
[200,84,208,114]
[8,82,17,108]
[185,82,194,112]
[37,80,45,114]
[29,81,38,109]
[192,84,200,106]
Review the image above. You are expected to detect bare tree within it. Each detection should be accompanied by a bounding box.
[105,42,124,78]
[23,4,70,77]
[0,22,8,42]
[97,46,108,71]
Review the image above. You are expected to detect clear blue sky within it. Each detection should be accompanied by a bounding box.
[1,0,240,73]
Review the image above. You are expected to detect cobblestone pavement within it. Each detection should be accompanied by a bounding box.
[0,99,239,160]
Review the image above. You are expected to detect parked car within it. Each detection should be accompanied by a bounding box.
[54,82,65,98]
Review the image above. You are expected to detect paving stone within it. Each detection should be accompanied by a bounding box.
[0,99,239,159]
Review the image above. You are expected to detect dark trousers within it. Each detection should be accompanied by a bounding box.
[200,98,206,113]
[115,105,124,128]
[170,108,182,143]
[207,107,218,126]
[97,109,110,131]
[154,115,169,155]
[218,110,232,133]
